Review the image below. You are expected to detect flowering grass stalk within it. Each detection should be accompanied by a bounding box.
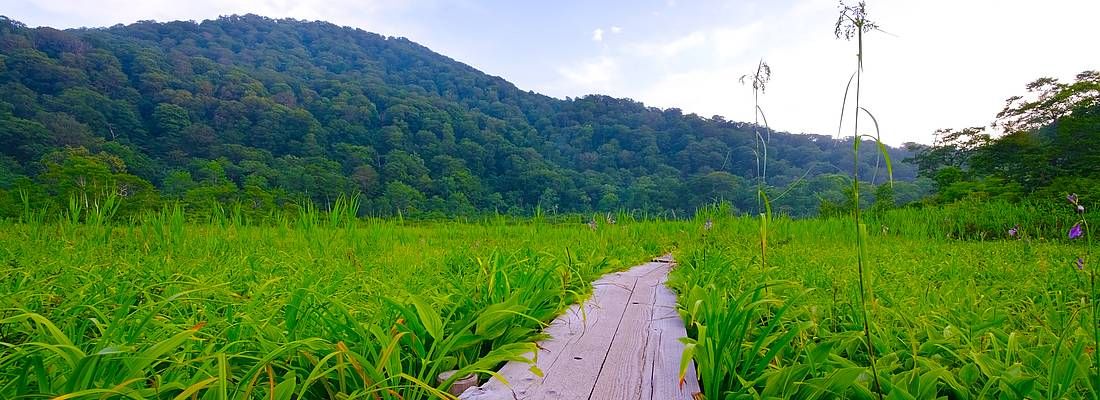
[741,59,773,273]
[1066,193,1096,382]
[835,2,886,397]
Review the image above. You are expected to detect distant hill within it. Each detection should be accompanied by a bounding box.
[0,15,924,218]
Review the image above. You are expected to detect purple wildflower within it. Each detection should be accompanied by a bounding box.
[1076,257,1085,270]
[1078,204,1086,214]
[1068,193,1079,204]
[1069,222,1084,240]
[1008,225,1019,237]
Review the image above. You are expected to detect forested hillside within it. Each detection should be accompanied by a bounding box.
[0,15,922,218]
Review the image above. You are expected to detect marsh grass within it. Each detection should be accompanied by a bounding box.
[0,204,688,399]
[669,2,1100,398]
[670,210,1100,398]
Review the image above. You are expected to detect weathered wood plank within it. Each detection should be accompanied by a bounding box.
[616,261,664,278]
[529,275,636,399]
[588,265,661,399]
[460,258,700,400]
[461,274,637,400]
[650,273,701,399]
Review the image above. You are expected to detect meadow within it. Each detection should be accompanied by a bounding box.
[673,202,1098,399]
[1,198,1097,399]
[0,203,688,399]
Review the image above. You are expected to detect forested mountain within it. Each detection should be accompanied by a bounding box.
[0,15,922,218]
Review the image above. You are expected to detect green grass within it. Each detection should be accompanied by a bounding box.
[671,211,1099,399]
[0,208,689,399]
[5,196,1097,399]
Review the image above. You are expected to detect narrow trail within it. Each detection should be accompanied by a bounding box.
[460,255,701,400]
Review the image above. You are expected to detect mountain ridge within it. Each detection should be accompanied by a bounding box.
[0,14,925,218]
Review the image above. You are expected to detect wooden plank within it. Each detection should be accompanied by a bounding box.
[588,265,660,399]
[470,303,580,398]
[617,261,664,278]
[649,274,701,399]
[529,275,636,399]
[639,313,663,400]
[462,273,637,400]
[460,258,701,400]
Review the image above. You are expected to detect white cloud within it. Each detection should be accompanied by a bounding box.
[610,26,622,34]
[548,0,1100,145]
[591,28,604,42]
[710,23,763,61]
[628,31,707,59]
[639,65,749,118]
[557,56,619,89]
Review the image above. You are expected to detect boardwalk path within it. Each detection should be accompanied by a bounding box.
[460,256,701,400]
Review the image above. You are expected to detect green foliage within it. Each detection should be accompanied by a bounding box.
[910,71,1100,204]
[670,211,1100,399]
[0,15,919,218]
[0,207,686,399]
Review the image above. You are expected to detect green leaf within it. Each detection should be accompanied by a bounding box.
[274,371,297,400]
[126,325,199,379]
[679,342,696,388]
[411,295,444,342]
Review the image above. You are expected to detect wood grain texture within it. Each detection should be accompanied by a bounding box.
[650,273,701,399]
[588,266,660,399]
[460,257,701,400]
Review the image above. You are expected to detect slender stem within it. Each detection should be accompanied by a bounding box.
[755,88,767,187]
[852,26,884,399]
[1085,219,1097,386]
[754,80,767,272]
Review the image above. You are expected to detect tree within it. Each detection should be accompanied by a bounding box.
[0,107,50,163]
[380,181,425,215]
[537,188,560,213]
[996,71,1100,133]
[38,147,158,217]
[870,183,894,215]
[906,127,989,188]
[911,71,1100,202]
[153,103,191,137]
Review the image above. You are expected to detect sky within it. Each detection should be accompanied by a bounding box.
[5,0,1099,145]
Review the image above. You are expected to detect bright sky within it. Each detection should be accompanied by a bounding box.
[6,0,1098,145]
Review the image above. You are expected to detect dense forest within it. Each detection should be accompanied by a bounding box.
[908,71,1099,207]
[0,14,928,219]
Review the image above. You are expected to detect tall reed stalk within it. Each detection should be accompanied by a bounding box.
[835,1,886,397]
[741,59,773,271]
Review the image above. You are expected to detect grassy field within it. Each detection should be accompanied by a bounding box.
[0,206,688,399]
[1,200,1097,399]
[672,205,1098,399]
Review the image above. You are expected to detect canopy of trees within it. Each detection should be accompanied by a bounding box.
[0,15,920,218]
[908,71,1099,205]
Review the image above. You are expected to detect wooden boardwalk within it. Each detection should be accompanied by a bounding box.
[459,256,701,400]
